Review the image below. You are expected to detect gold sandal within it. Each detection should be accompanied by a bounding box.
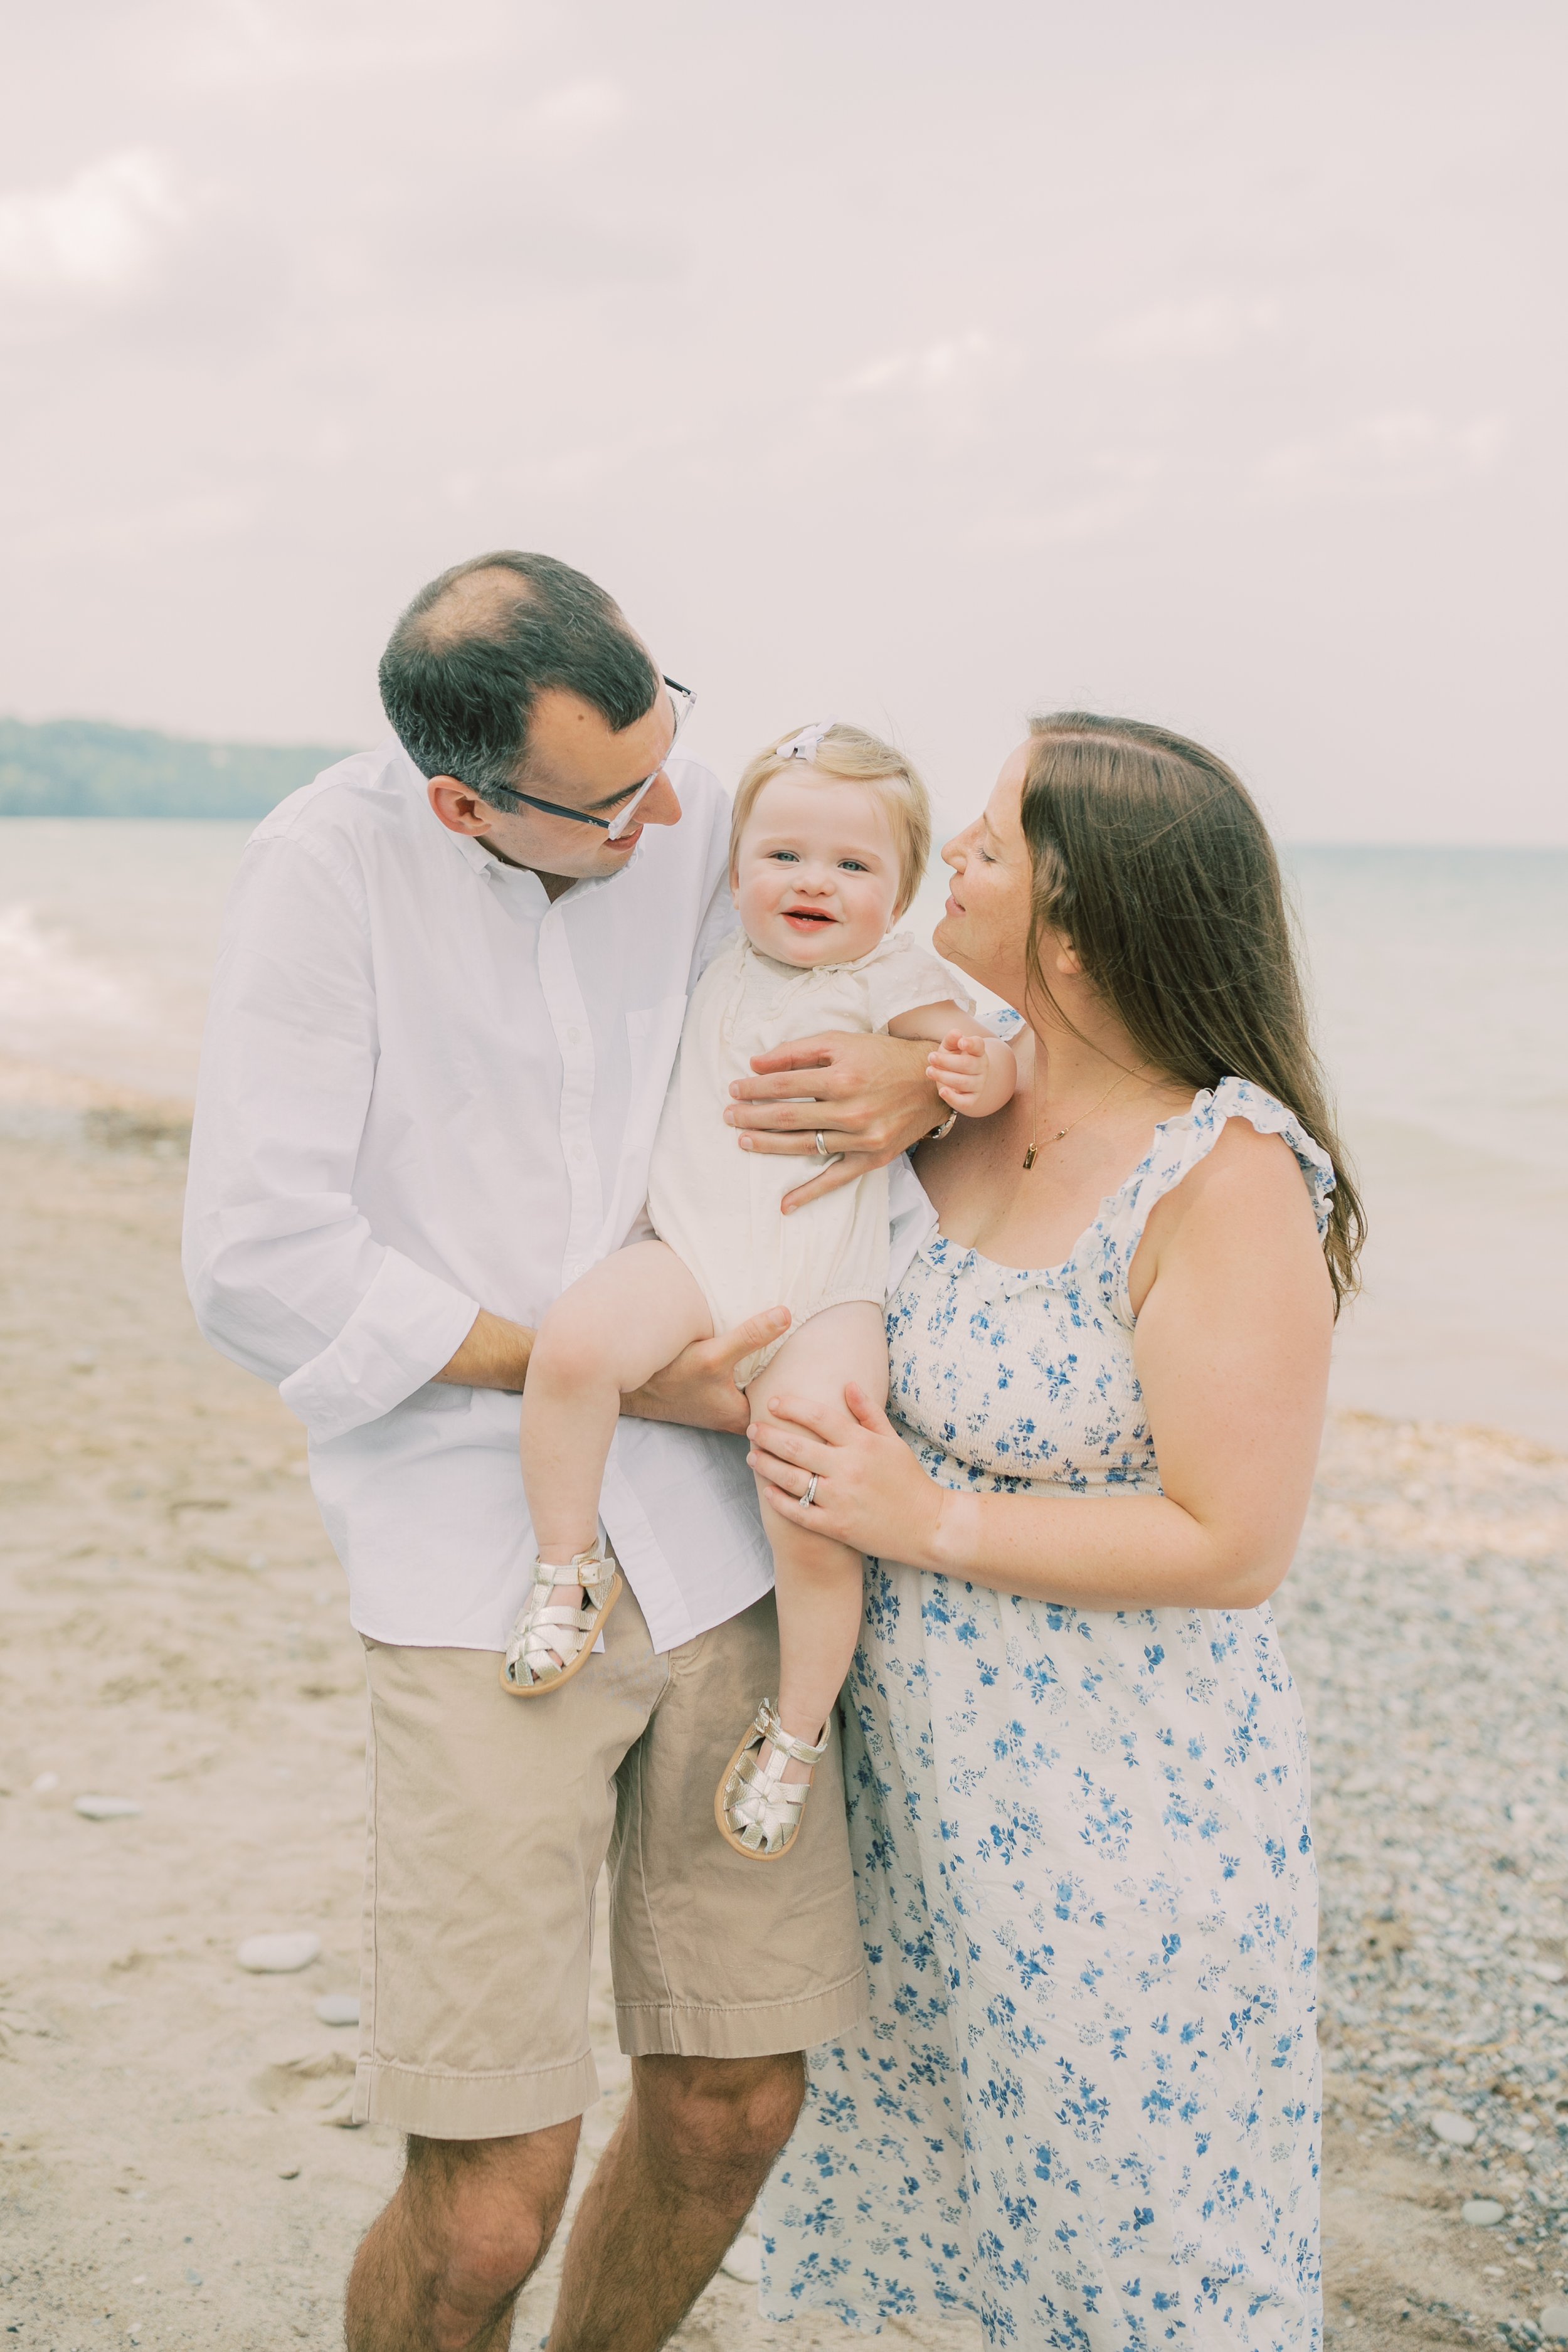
[715,1698,829,1860]
[500,1546,622,1696]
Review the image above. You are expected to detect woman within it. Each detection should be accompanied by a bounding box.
[750,714,1363,2346]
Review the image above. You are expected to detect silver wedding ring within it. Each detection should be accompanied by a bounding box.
[802,1474,820,1508]
[813,1130,830,1160]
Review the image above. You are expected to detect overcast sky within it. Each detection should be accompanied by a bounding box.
[1,1,1562,842]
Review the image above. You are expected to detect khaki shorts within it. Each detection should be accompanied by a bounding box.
[352,1584,867,2139]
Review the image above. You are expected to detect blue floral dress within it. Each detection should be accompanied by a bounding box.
[760,1080,1333,2348]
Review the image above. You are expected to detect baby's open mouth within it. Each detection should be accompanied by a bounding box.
[783,909,834,925]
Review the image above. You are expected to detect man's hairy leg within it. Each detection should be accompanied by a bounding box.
[346,2121,579,2352]
[547,2052,803,2352]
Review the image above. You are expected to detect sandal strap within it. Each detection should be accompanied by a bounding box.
[751,1697,829,1768]
[504,1548,618,1685]
[531,1547,617,1609]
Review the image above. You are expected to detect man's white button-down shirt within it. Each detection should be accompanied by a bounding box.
[183,739,771,1651]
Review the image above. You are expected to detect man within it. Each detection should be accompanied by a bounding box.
[183,552,945,2352]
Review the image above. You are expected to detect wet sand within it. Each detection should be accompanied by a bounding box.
[2,1106,1565,2349]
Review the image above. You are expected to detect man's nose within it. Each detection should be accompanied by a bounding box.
[637,770,682,829]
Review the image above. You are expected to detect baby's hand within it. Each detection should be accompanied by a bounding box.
[926,1030,990,1113]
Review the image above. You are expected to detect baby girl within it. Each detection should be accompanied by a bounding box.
[502,719,1017,1858]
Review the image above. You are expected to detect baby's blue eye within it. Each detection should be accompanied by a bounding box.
[839,859,869,873]
[768,849,800,862]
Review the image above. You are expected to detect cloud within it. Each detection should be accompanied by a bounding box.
[831,331,995,401]
[1256,409,1509,501]
[975,449,1163,549]
[0,149,183,295]
[1097,295,1283,362]
[517,80,633,161]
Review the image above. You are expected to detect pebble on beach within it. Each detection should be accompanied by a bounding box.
[236,1932,322,1974]
[1461,2199,1508,2227]
[314,1993,359,2026]
[73,1795,142,1820]
[1429,2111,1480,2147]
[1541,2302,1568,2342]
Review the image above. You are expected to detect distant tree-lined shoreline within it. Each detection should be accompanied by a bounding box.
[0,718,356,819]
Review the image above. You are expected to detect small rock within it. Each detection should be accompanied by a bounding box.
[278,2163,302,2180]
[1431,2112,1480,2147]
[237,1932,322,1974]
[186,2267,203,2285]
[1462,2198,1507,2226]
[314,1993,359,2027]
[1533,1963,1567,1983]
[73,1795,142,1821]
[1540,2302,1568,2343]
[29,1771,59,1794]
[719,2233,763,2284]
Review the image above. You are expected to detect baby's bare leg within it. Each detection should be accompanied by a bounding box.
[523,1242,712,1566]
[746,1300,889,1776]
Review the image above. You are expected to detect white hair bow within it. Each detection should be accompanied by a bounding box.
[775,718,839,763]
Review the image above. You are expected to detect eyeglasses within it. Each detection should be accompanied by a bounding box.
[477,678,696,839]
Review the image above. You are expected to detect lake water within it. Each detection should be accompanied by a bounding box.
[3,817,1564,1447]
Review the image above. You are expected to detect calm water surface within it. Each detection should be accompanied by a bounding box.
[3,819,1564,1444]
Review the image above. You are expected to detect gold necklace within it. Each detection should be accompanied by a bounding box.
[1022,1059,1142,1170]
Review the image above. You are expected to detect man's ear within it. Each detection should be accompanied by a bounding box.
[428,777,494,838]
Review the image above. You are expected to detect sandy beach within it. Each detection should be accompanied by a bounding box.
[4,1095,1568,2351]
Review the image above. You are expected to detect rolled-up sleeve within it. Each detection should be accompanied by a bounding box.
[182,826,479,1444]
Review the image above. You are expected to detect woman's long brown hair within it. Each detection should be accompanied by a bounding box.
[1021,712,1365,1312]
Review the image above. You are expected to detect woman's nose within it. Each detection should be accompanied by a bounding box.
[941,833,963,870]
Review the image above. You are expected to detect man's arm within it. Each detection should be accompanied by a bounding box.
[183,831,482,1445]
[726,1031,946,1214]
[433,1308,534,1392]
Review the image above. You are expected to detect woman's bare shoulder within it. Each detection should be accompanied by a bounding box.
[1158,1113,1320,1231]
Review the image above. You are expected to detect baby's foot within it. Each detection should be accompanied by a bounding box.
[501,1548,622,1696]
[716,1700,829,1859]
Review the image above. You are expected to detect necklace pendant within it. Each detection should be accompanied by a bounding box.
[1022,1143,1038,1170]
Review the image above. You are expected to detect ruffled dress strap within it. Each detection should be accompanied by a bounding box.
[1083,1076,1336,1327]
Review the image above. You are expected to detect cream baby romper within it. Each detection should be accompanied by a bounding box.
[645,928,970,1388]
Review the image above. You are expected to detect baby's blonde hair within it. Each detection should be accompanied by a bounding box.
[729,722,931,920]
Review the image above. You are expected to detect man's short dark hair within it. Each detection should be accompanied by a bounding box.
[378,551,660,796]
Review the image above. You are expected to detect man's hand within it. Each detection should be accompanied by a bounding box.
[621,1308,791,1434]
[725,1031,944,1213]
[433,1308,533,1392]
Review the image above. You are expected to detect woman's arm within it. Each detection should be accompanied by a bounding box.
[748,1121,1333,1612]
